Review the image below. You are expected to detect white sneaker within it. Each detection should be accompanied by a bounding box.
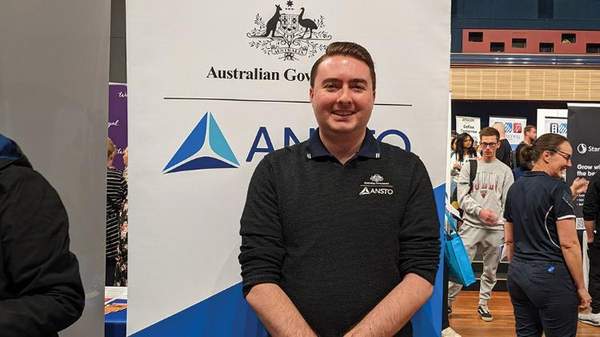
[441,327,462,337]
[477,304,493,322]
[579,312,600,327]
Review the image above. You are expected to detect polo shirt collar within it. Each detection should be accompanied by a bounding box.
[524,171,548,178]
[306,128,381,160]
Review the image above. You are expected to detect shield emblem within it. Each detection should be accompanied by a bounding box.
[279,14,299,37]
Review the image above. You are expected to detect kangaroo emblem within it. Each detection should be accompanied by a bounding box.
[247,4,332,60]
[262,5,282,37]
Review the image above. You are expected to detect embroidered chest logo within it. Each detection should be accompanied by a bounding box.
[359,174,394,196]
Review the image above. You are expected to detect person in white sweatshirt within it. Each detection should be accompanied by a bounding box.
[448,126,514,322]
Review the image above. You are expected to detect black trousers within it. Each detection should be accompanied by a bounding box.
[442,260,449,329]
[507,259,578,337]
[106,256,116,286]
[589,239,600,313]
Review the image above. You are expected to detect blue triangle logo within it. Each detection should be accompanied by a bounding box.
[163,112,240,173]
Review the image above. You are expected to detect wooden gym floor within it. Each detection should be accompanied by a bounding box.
[449,291,599,336]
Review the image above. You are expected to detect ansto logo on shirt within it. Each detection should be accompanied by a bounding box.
[359,174,394,196]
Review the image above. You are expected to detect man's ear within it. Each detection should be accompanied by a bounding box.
[373,90,376,100]
[309,87,314,101]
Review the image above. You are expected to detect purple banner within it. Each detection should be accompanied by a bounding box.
[108,83,128,171]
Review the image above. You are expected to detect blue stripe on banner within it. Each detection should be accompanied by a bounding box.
[411,184,445,337]
[132,184,446,337]
[130,283,267,337]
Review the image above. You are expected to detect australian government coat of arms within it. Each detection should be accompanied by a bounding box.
[247,2,332,61]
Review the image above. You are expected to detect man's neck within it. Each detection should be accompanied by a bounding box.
[482,156,496,163]
[319,129,366,165]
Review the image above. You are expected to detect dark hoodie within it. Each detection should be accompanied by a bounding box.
[0,135,84,337]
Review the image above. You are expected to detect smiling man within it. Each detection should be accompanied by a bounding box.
[448,127,514,322]
[239,42,440,337]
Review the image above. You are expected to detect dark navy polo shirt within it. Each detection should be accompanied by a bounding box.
[239,128,440,337]
[504,171,576,263]
[306,128,381,161]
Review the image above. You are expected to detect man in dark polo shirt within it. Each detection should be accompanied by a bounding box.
[239,42,440,337]
[514,125,537,170]
[580,172,600,326]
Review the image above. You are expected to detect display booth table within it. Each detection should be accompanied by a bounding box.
[105,298,127,337]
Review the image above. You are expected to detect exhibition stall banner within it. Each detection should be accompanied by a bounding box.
[536,109,567,137]
[567,103,600,230]
[456,116,480,142]
[109,83,128,171]
[489,116,527,150]
[544,117,568,137]
[127,1,450,336]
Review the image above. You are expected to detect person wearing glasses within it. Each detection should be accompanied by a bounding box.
[504,133,592,337]
[448,127,514,322]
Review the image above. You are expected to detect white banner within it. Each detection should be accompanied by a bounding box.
[456,116,481,142]
[537,109,568,137]
[489,116,528,149]
[127,1,450,336]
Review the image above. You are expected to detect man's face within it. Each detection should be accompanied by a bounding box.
[526,128,537,142]
[310,55,375,138]
[480,135,499,161]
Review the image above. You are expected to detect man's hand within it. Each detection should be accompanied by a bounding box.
[584,220,595,244]
[246,283,317,337]
[478,208,498,225]
[570,177,589,200]
[342,274,433,337]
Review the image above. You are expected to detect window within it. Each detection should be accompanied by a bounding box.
[587,43,600,54]
[490,42,505,52]
[469,32,483,42]
[561,33,576,44]
[512,38,527,48]
[539,42,554,53]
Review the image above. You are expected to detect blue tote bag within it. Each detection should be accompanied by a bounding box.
[444,211,476,287]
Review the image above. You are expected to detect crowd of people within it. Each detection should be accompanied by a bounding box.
[4,38,597,337]
[106,138,128,286]
[444,124,599,337]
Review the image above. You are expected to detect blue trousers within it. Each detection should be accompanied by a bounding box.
[507,258,579,337]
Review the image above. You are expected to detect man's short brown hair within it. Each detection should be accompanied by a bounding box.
[524,125,536,134]
[310,41,376,90]
[480,127,500,141]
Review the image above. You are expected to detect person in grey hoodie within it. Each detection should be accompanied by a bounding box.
[448,127,514,322]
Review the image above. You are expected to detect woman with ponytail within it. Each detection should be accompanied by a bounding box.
[503,133,591,337]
